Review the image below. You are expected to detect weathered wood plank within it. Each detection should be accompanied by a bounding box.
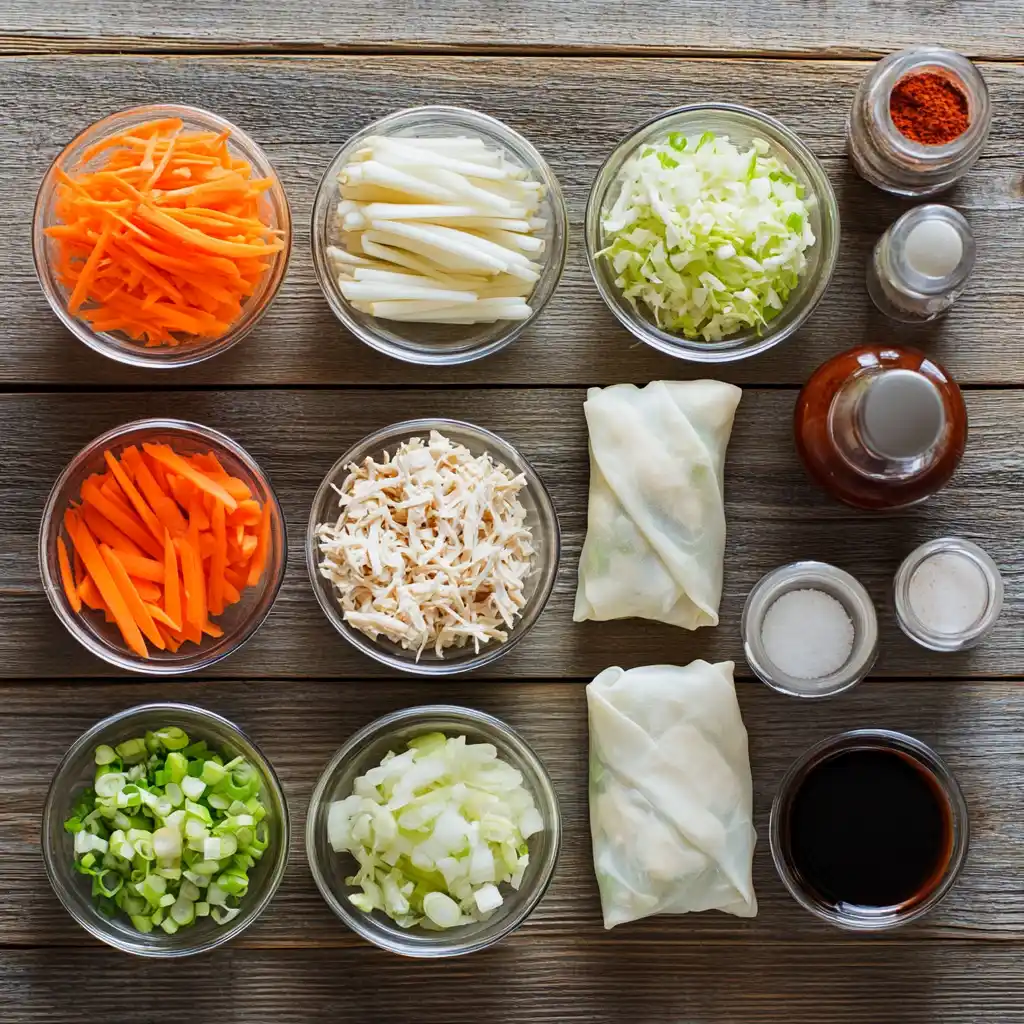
[0,388,1019,679]
[3,56,1022,386]
[2,1,1023,60]
[3,678,1022,947]
[5,942,1024,1023]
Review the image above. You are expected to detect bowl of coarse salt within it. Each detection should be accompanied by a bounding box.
[741,561,879,698]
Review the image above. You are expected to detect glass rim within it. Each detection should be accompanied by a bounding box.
[305,417,560,676]
[308,104,568,366]
[304,703,561,957]
[32,103,292,370]
[584,102,840,364]
[769,728,970,931]
[38,417,288,674]
[41,701,291,957]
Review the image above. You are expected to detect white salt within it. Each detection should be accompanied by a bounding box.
[908,551,988,635]
[761,589,855,680]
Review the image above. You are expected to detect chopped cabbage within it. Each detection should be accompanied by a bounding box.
[327,732,540,929]
[599,132,816,341]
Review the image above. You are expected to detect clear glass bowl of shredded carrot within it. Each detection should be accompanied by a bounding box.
[40,419,287,674]
[32,105,291,368]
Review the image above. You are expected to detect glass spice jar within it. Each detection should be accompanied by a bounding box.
[847,47,991,196]
[866,205,976,322]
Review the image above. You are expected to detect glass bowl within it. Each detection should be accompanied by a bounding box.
[769,729,969,930]
[585,103,840,363]
[742,561,879,699]
[310,105,568,366]
[32,103,292,369]
[42,702,290,957]
[305,705,561,957]
[39,418,287,674]
[306,418,560,675]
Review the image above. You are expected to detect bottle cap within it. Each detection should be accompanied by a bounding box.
[860,370,945,460]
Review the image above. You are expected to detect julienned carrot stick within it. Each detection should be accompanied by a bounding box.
[163,530,182,632]
[81,503,145,558]
[58,537,82,613]
[81,477,163,559]
[208,500,227,617]
[65,511,148,658]
[122,445,188,535]
[103,450,164,542]
[143,443,238,511]
[100,544,165,651]
[247,503,272,586]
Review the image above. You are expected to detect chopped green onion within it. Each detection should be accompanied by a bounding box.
[64,725,272,937]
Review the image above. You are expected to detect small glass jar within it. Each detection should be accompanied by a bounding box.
[770,729,970,931]
[847,47,991,197]
[741,561,878,698]
[867,205,976,322]
[894,537,1003,651]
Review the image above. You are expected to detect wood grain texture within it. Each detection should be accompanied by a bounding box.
[3,678,1024,948]
[1,388,1020,680]
[2,0,1023,59]
[3,56,1023,387]
[4,943,1024,1024]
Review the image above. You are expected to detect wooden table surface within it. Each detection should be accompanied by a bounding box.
[3,5,1023,1022]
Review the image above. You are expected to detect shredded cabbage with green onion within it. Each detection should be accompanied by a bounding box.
[599,132,816,341]
[63,727,271,935]
[328,732,542,929]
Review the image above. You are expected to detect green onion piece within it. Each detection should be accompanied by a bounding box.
[94,745,117,766]
[155,727,190,751]
[115,738,148,764]
[131,914,154,933]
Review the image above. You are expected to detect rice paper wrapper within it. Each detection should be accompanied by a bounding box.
[573,379,741,630]
[587,660,757,929]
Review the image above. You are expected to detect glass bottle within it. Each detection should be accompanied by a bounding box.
[794,345,967,510]
[847,47,991,197]
[867,205,976,322]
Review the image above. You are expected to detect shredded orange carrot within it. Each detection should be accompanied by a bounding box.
[65,510,148,658]
[100,544,166,651]
[60,440,273,660]
[58,537,82,613]
[143,443,238,511]
[45,117,284,349]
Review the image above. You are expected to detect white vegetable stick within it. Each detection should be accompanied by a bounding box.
[371,143,512,183]
[474,275,534,298]
[326,245,377,267]
[363,135,496,161]
[478,228,545,253]
[528,217,547,230]
[414,167,522,215]
[340,281,479,303]
[371,299,532,322]
[339,184,425,204]
[341,161,460,203]
[366,221,510,273]
[358,237,484,282]
[342,210,369,230]
[361,203,521,224]
[367,299,480,316]
[352,268,474,292]
[362,230,499,275]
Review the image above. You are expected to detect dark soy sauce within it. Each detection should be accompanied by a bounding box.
[785,747,953,908]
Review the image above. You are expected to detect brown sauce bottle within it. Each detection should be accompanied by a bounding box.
[794,345,967,510]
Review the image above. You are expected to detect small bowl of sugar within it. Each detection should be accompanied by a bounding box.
[893,537,1003,652]
[742,561,879,698]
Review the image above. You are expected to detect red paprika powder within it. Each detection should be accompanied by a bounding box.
[890,72,970,145]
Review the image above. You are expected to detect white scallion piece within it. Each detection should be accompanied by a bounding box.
[329,132,549,325]
[326,732,543,930]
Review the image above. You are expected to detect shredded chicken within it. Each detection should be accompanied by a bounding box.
[316,430,536,660]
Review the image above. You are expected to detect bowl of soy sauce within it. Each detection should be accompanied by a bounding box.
[770,729,969,930]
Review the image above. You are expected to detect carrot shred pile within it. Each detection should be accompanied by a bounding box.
[45,117,285,348]
[59,443,273,658]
